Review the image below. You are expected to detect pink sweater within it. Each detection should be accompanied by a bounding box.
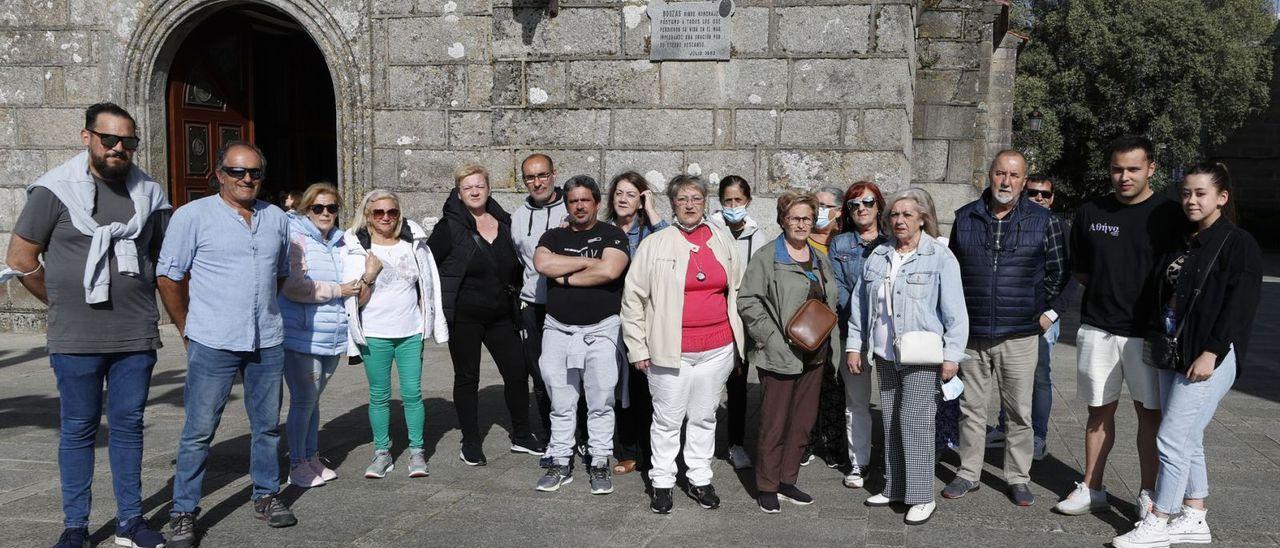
[681,225,734,352]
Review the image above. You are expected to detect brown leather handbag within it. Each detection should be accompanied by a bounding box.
[785,299,838,353]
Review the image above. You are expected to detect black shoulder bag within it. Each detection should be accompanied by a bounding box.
[1146,230,1232,371]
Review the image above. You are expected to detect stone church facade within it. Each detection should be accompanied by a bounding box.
[0,0,1017,331]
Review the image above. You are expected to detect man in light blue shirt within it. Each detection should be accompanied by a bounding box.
[156,142,296,547]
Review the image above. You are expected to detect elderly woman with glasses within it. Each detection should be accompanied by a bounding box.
[279,183,363,488]
[738,191,841,514]
[345,189,449,479]
[847,188,968,525]
[621,175,745,513]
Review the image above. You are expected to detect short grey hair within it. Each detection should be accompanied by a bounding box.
[816,187,844,202]
[216,140,268,171]
[882,187,940,238]
[665,174,708,203]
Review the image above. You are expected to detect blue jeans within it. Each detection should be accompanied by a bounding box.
[283,351,340,465]
[997,321,1058,439]
[171,342,285,515]
[51,351,156,529]
[1152,349,1236,514]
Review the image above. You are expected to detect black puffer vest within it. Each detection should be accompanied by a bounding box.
[951,191,1052,340]
[430,189,517,323]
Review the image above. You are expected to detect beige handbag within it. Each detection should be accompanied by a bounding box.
[885,273,945,366]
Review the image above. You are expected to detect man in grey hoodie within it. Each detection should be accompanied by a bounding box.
[512,153,568,443]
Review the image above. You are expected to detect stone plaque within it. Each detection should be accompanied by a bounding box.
[647,0,734,61]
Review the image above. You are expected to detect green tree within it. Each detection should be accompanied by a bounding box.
[1013,0,1275,205]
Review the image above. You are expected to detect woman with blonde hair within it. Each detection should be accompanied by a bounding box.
[344,189,448,479]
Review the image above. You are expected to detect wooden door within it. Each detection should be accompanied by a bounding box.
[166,25,254,208]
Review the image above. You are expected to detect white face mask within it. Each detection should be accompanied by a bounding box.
[815,206,834,230]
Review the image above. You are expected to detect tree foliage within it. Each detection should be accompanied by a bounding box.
[1013,0,1276,205]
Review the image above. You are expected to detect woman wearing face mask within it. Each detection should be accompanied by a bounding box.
[279,183,361,488]
[709,175,772,470]
[828,181,888,489]
[606,171,669,475]
[1112,163,1261,548]
[344,189,449,479]
[621,175,745,513]
[802,186,851,470]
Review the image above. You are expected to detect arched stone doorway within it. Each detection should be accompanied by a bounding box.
[121,0,371,209]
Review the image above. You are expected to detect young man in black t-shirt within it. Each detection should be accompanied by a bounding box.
[1055,135,1185,517]
[531,176,630,495]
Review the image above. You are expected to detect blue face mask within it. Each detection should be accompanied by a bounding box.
[815,207,834,230]
[721,206,748,223]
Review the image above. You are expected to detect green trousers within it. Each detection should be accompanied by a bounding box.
[360,336,424,450]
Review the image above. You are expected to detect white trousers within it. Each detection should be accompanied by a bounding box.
[841,363,874,468]
[646,343,735,489]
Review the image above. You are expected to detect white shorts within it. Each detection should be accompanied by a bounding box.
[1075,324,1161,410]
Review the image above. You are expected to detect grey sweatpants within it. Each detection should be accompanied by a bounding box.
[539,314,621,467]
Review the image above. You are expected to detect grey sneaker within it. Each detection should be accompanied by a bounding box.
[535,464,573,492]
[588,465,613,495]
[166,513,196,548]
[941,477,980,499]
[252,493,297,528]
[408,449,429,478]
[364,450,394,479]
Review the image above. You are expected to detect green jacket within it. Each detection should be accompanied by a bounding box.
[737,236,841,375]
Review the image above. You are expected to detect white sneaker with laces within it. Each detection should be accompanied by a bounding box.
[727,445,753,470]
[985,428,1006,448]
[1137,489,1155,520]
[1166,506,1211,544]
[1053,481,1109,515]
[1033,436,1047,461]
[864,493,893,507]
[289,462,325,488]
[1112,513,1170,548]
[308,456,338,482]
[842,465,865,489]
[905,501,937,525]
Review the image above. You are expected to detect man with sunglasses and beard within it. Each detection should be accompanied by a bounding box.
[156,141,297,547]
[5,103,170,548]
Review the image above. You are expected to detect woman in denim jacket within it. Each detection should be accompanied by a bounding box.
[846,188,968,525]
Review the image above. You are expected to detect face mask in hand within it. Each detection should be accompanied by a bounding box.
[721,206,748,224]
[815,207,834,230]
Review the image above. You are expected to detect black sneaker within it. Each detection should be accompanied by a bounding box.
[689,484,721,509]
[166,513,197,548]
[778,483,814,505]
[115,516,165,548]
[460,442,487,466]
[53,527,89,548]
[650,487,674,514]
[587,464,614,495]
[511,434,547,455]
[758,491,781,514]
[252,493,298,528]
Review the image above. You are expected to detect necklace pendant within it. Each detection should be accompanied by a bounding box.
[696,271,706,282]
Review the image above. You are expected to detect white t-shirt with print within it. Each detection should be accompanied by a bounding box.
[362,241,423,339]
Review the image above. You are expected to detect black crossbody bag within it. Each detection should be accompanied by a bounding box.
[1147,230,1232,371]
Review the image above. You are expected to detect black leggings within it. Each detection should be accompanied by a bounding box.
[614,363,652,464]
[448,317,531,444]
[726,358,750,446]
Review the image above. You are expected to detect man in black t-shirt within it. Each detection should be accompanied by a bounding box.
[532,176,630,495]
[1054,135,1185,517]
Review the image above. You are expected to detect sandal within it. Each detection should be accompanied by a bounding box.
[613,459,637,475]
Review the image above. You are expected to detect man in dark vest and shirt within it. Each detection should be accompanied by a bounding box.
[942,149,1070,507]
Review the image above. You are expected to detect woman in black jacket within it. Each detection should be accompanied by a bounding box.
[1113,162,1263,548]
[427,164,546,466]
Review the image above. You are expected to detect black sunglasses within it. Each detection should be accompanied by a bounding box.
[220,166,265,180]
[1027,189,1054,199]
[845,197,877,210]
[308,204,340,215]
[89,130,140,151]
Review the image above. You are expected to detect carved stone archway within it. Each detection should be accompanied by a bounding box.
[121,0,371,206]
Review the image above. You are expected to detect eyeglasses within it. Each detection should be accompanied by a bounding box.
[846,197,877,210]
[522,172,553,183]
[219,166,264,181]
[785,216,815,226]
[371,208,400,219]
[308,204,340,215]
[1026,189,1054,199]
[89,130,140,151]
[675,196,705,205]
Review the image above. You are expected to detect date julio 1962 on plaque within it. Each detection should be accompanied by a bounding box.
[647,0,734,61]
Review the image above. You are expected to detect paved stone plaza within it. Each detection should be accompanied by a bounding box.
[1,272,1278,547]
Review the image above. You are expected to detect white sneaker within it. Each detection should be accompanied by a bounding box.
[1112,513,1170,548]
[308,456,338,482]
[905,501,937,525]
[864,493,893,507]
[1032,437,1047,461]
[289,462,325,488]
[1053,482,1109,515]
[1137,489,1154,520]
[1167,506,1211,544]
[842,465,865,489]
[727,445,754,470]
[985,428,1007,448]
